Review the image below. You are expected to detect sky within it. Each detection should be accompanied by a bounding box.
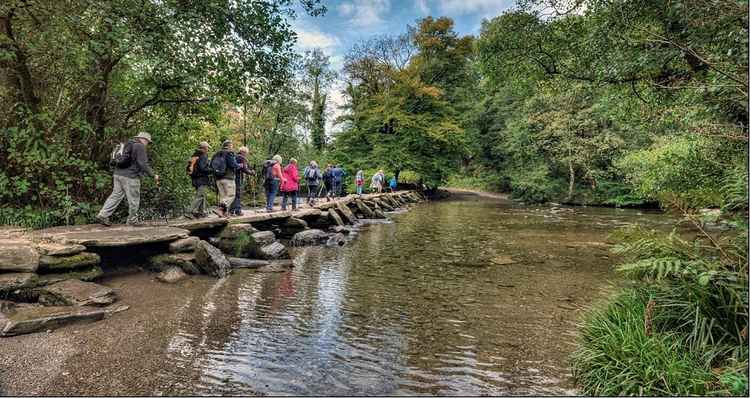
[290,0,517,133]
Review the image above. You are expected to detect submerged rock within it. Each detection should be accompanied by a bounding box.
[326,233,347,247]
[156,267,188,284]
[227,257,270,269]
[0,241,40,273]
[0,305,108,337]
[290,229,329,247]
[0,272,39,294]
[39,252,100,271]
[490,255,516,265]
[36,279,116,307]
[149,253,201,275]
[194,241,232,278]
[258,242,289,260]
[255,259,294,273]
[168,236,200,253]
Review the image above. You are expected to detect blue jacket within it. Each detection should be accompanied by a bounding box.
[331,167,345,183]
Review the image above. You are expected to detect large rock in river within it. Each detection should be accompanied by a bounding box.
[39,252,100,271]
[36,266,104,287]
[156,266,188,284]
[36,279,116,307]
[328,209,345,227]
[0,272,39,294]
[168,237,200,253]
[335,202,357,224]
[149,253,201,275]
[258,242,289,260]
[354,200,375,218]
[194,241,232,278]
[0,241,40,273]
[290,229,329,247]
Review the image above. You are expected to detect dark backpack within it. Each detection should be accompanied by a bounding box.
[305,167,319,182]
[210,152,227,178]
[110,141,133,169]
[261,160,276,184]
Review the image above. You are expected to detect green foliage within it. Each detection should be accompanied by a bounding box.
[0,0,324,226]
[572,288,719,396]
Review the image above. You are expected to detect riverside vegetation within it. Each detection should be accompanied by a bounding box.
[0,0,748,395]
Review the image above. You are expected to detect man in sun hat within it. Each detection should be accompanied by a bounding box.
[96,131,160,226]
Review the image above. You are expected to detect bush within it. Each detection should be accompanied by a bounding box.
[572,288,718,396]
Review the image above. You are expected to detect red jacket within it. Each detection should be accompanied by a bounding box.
[280,163,299,192]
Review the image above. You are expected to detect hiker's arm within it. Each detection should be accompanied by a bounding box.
[134,144,155,177]
[227,154,239,170]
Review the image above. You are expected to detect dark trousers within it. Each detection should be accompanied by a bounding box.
[307,184,319,203]
[230,179,243,214]
[281,190,298,210]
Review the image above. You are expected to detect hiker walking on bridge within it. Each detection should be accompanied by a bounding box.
[211,140,239,218]
[97,132,160,226]
[263,155,285,212]
[186,141,211,219]
[230,146,254,216]
[280,158,300,211]
[303,161,322,205]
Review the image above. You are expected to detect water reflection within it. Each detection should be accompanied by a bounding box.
[156,195,671,395]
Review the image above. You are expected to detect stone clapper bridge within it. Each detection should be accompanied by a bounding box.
[0,191,425,337]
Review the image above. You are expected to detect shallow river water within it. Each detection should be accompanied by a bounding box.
[0,192,674,396]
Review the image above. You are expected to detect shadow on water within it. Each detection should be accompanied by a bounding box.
[150,193,673,396]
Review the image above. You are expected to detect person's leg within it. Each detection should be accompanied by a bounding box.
[269,179,280,211]
[264,183,273,210]
[291,190,298,210]
[281,191,288,210]
[122,176,141,225]
[230,180,242,215]
[189,185,204,216]
[224,180,236,215]
[97,175,126,221]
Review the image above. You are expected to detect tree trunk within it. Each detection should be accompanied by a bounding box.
[567,159,575,201]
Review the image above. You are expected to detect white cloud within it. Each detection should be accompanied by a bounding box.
[415,0,430,15]
[295,27,341,52]
[337,0,391,29]
[436,0,512,18]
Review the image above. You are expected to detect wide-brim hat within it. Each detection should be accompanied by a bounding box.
[135,132,152,143]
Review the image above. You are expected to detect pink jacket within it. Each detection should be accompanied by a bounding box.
[280,163,299,192]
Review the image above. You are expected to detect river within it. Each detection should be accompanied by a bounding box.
[0,191,673,395]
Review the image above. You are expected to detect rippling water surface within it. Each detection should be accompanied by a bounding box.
[155,193,672,396]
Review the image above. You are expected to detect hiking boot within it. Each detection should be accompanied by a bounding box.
[96,216,112,227]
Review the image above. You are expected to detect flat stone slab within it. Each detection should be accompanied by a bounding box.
[39,252,100,271]
[163,216,228,231]
[36,279,116,307]
[34,242,86,256]
[291,208,322,219]
[0,240,39,273]
[36,265,104,286]
[33,225,190,247]
[230,210,293,224]
[0,305,108,337]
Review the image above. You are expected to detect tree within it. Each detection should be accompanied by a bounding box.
[302,49,336,150]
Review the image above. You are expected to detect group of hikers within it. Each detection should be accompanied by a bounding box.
[95,133,398,226]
